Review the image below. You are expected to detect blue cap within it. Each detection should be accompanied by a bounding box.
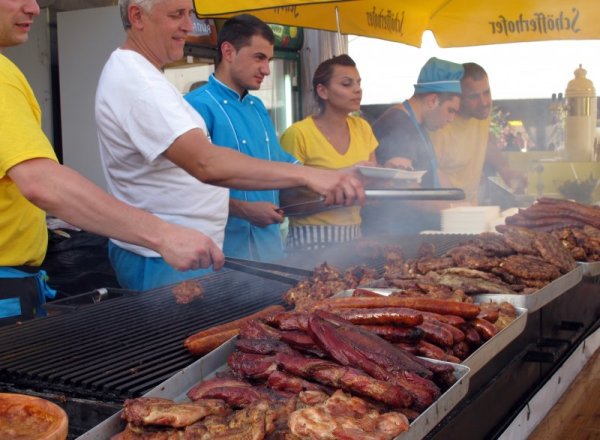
[414,57,464,95]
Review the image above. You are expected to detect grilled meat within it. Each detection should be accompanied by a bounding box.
[467,232,514,256]
[121,397,230,428]
[425,271,517,295]
[498,225,538,255]
[446,245,501,270]
[499,254,561,281]
[288,390,409,440]
[533,231,577,273]
[171,280,204,305]
[275,352,413,409]
[187,377,252,402]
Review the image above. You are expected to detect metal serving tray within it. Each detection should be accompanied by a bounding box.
[473,266,583,312]
[337,289,527,375]
[578,261,600,278]
[78,338,469,440]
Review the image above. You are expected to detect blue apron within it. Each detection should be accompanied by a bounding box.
[0,267,57,321]
[403,100,440,188]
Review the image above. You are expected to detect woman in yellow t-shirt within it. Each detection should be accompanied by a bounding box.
[280,54,378,251]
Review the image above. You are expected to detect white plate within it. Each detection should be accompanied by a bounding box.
[357,166,426,182]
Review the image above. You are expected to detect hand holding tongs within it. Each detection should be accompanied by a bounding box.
[223,257,313,285]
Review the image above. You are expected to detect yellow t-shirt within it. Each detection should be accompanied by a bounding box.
[429,114,490,204]
[280,115,378,226]
[0,54,58,266]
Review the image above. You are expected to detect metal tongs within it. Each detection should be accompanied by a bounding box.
[223,257,313,285]
[279,186,466,217]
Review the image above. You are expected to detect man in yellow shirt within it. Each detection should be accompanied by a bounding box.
[0,0,224,320]
[430,63,526,204]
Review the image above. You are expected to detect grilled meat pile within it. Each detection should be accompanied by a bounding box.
[283,262,380,309]
[503,197,600,262]
[300,290,515,364]
[380,227,576,295]
[118,311,451,439]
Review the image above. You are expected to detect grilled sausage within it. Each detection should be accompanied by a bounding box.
[417,322,454,348]
[421,316,466,344]
[416,340,459,362]
[459,323,482,348]
[309,296,480,319]
[184,305,284,354]
[470,318,498,341]
[358,325,424,343]
[330,307,423,327]
[452,341,471,360]
[184,329,240,356]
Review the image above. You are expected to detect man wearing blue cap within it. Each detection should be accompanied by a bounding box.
[363,57,464,236]
[372,57,464,188]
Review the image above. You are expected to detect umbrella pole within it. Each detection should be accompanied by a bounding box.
[335,6,343,54]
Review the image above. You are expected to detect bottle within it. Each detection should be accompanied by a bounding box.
[565,64,597,162]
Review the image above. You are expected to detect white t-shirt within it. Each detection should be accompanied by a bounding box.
[95,48,228,257]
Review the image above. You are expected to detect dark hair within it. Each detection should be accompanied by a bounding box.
[216,14,275,65]
[312,54,357,113]
[415,91,460,104]
[462,62,488,82]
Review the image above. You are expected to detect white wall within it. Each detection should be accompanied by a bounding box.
[4,9,53,144]
[57,5,124,189]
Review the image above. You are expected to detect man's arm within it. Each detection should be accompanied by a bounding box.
[8,158,224,271]
[486,138,528,191]
[163,128,365,207]
[229,199,284,228]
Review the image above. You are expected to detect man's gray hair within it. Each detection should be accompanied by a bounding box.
[118,0,163,29]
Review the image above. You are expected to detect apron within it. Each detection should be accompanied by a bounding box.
[0,266,57,323]
[403,100,440,188]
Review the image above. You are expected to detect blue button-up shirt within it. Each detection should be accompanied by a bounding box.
[185,74,298,261]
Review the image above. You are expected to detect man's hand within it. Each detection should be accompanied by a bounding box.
[384,157,414,170]
[304,168,366,207]
[157,224,225,272]
[230,200,284,227]
[499,168,528,194]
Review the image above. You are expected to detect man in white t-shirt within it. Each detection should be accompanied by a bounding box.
[1,0,224,320]
[95,0,365,291]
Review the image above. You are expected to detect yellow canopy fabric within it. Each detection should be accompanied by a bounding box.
[194,0,600,47]
[429,0,596,47]
[193,0,353,16]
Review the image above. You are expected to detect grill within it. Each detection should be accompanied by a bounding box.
[0,269,291,403]
[282,233,474,273]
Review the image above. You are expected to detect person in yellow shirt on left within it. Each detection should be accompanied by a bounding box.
[0,0,225,322]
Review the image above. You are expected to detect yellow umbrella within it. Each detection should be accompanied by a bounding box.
[194,0,600,47]
[429,0,595,47]
[195,0,353,16]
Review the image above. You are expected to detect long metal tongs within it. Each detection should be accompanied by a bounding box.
[223,257,313,285]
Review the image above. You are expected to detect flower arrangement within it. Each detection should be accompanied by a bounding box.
[489,106,511,149]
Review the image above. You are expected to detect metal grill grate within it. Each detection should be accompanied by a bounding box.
[0,269,290,402]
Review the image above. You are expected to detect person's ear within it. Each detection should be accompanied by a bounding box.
[128,4,144,29]
[220,42,236,62]
[315,83,328,101]
[427,94,440,109]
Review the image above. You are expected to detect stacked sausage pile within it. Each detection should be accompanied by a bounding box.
[299,290,515,364]
[502,197,600,262]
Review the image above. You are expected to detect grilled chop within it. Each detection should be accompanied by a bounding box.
[499,254,561,281]
[121,397,229,428]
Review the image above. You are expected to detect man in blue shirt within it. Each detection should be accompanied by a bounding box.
[186,14,298,262]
